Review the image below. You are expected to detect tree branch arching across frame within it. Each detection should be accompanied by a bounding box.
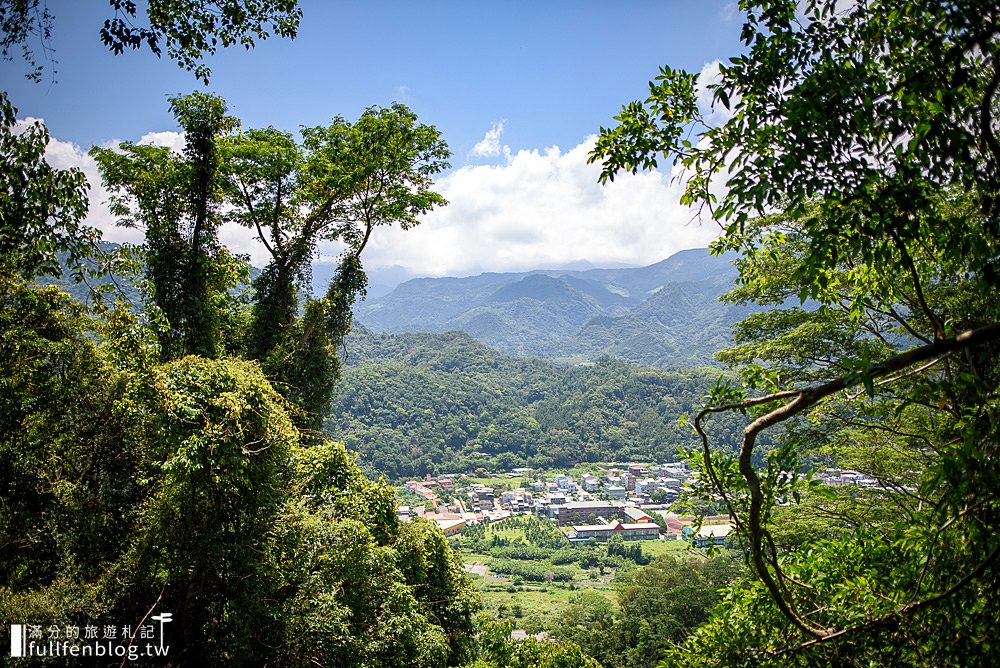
[694,323,1000,640]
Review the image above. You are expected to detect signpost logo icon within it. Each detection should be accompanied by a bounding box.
[151,612,173,652]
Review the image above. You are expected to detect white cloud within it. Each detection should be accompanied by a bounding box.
[40,123,720,280]
[469,120,510,160]
[354,136,720,277]
[138,130,186,153]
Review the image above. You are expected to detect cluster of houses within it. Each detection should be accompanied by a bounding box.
[398,465,881,550]
[402,477,454,506]
[577,463,690,502]
[816,468,879,487]
[398,463,878,547]
[398,463,731,544]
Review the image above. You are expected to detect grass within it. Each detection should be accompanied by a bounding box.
[479,583,617,632]
[641,538,694,558]
[460,551,491,564]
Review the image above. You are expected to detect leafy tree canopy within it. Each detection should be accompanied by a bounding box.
[593,0,1000,663]
[0,92,92,281]
[0,0,301,82]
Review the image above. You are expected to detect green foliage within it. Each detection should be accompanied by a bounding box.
[594,0,1000,663]
[265,297,340,432]
[593,1,1000,301]
[668,529,1000,667]
[471,621,601,668]
[114,0,301,83]
[222,103,449,343]
[0,0,301,83]
[109,356,295,661]
[552,555,744,668]
[0,276,139,588]
[0,92,93,281]
[0,0,55,81]
[487,559,574,583]
[219,103,449,428]
[298,102,451,241]
[330,328,746,478]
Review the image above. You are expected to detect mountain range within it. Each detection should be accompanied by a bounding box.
[355,248,752,369]
[47,243,752,370]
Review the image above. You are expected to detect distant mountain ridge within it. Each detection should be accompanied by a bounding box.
[356,248,752,368]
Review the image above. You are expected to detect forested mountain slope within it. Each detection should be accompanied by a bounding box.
[355,248,748,367]
[327,327,744,478]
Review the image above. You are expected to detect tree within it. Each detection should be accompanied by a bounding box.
[222,105,450,357]
[92,92,242,359]
[221,103,450,427]
[0,275,141,589]
[471,621,601,668]
[593,0,1000,663]
[550,555,742,668]
[0,92,92,281]
[169,91,240,357]
[1,0,301,82]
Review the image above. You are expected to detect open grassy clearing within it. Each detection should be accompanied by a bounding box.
[478,583,618,632]
[641,538,694,557]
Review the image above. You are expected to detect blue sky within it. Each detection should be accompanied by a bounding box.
[3,1,745,285]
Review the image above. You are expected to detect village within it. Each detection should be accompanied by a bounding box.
[397,463,880,547]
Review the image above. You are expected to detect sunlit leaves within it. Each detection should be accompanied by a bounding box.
[0,93,94,282]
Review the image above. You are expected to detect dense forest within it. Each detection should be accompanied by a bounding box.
[329,328,745,478]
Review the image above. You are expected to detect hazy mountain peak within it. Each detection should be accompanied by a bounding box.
[354,248,747,368]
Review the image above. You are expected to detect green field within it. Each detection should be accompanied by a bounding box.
[478,583,617,633]
[454,515,685,634]
[641,537,694,557]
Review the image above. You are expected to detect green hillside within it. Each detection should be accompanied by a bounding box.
[354,249,747,368]
[328,328,744,479]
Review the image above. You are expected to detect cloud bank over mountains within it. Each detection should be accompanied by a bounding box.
[36,110,723,281]
[361,134,719,277]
